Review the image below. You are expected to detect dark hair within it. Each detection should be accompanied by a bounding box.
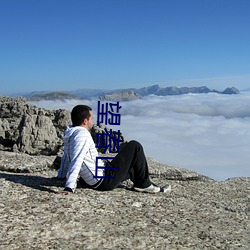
[71,105,92,126]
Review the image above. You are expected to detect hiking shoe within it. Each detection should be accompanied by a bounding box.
[133,183,171,193]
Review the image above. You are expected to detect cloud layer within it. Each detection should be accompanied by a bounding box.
[30,92,250,180]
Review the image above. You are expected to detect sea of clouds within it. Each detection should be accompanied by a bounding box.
[30,92,250,181]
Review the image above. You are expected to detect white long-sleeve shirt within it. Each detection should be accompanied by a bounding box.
[57,126,105,192]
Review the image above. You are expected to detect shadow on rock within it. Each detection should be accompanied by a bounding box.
[0,172,65,193]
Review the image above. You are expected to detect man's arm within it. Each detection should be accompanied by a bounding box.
[64,131,90,193]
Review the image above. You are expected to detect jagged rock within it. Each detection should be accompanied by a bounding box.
[17,111,60,154]
[0,96,70,155]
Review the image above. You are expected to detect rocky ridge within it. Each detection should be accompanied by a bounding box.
[27,91,81,101]
[132,85,240,96]
[0,95,249,249]
[76,85,240,101]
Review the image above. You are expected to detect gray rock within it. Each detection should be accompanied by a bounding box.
[0,96,70,155]
[17,112,59,154]
[0,151,55,173]
[0,155,249,249]
[0,150,210,182]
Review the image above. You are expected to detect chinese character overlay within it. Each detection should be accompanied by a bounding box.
[94,157,119,179]
[97,101,122,126]
[95,101,123,179]
[96,128,123,154]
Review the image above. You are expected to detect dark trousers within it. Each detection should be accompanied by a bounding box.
[97,140,151,191]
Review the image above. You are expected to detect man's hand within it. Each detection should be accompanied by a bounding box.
[63,187,74,193]
[59,190,73,195]
[57,187,74,195]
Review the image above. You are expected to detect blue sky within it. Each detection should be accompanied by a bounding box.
[0,0,250,95]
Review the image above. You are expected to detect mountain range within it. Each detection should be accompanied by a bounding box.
[11,84,240,101]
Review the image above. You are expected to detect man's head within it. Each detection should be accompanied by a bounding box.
[71,105,93,131]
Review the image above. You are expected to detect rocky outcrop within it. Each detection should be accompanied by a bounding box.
[0,96,70,155]
[99,90,141,102]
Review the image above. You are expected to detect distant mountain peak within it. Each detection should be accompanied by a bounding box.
[222,87,240,94]
[28,91,81,101]
[99,90,140,102]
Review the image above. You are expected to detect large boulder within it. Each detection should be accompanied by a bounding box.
[17,110,60,154]
[0,96,70,155]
